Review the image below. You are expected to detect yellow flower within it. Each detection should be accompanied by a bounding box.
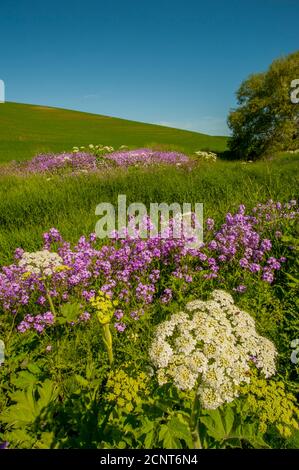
[105,367,149,412]
[54,265,71,273]
[240,375,299,438]
[97,310,112,325]
[89,290,115,324]
[22,272,31,280]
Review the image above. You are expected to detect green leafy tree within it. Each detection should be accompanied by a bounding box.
[228,51,299,160]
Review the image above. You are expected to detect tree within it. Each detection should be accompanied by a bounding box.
[228,51,299,160]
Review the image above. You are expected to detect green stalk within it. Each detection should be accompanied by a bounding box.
[102,323,114,365]
[189,389,203,449]
[6,314,16,344]
[45,283,57,318]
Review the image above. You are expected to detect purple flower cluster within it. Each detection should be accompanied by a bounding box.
[17,311,54,333]
[161,288,173,304]
[1,148,190,175]
[0,200,297,333]
[26,152,97,173]
[102,148,190,167]
[201,203,286,283]
[252,199,298,225]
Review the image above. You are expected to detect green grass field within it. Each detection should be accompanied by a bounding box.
[0,102,227,163]
[0,102,298,265]
[0,153,298,265]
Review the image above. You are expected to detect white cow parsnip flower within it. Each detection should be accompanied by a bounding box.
[149,290,277,410]
[19,250,64,277]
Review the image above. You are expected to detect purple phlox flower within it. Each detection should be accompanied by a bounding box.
[114,322,126,332]
[239,258,249,268]
[114,309,124,320]
[262,269,274,283]
[79,311,91,322]
[208,240,218,250]
[249,263,261,273]
[233,285,247,293]
[260,239,272,252]
[206,218,215,230]
[14,248,24,260]
[161,288,173,304]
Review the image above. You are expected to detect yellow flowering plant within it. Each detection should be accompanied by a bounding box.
[105,367,149,414]
[89,290,118,365]
[240,375,299,438]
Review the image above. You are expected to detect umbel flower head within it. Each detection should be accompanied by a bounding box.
[105,367,149,413]
[89,290,118,324]
[19,250,64,277]
[149,290,277,410]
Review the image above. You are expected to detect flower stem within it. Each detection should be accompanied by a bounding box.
[190,391,202,449]
[45,284,57,318]
[102,323,114,365]
[6,314,16,344]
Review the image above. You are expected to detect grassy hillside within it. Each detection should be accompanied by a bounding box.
[0,102,227,163]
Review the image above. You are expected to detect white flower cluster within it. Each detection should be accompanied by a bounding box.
[19,250,64,276]
[194,150,217,162]
[149,290,277,409]
[72,144,129,153]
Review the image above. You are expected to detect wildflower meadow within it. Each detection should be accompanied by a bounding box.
[0,141,298,450]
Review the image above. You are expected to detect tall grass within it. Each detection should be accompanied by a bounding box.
[0,154,298,265]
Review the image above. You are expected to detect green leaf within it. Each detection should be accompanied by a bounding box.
[158,415,193,449]
[232,423,270,449]
[75,374,89,388]
[158,424,181,449]
[200,407,235,441]
[36,432,55,449]
[11,370,39,389]
[287,429,299,448]
[59,302,82,322]
[201,407,269,448]
[37,379,57,409]
[144,428,155,448]
[27,363,42,375]
[285,272,299,285]
[168,415,194,448]
[3,380,57,427]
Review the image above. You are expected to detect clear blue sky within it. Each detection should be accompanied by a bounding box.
[1,0,298,135]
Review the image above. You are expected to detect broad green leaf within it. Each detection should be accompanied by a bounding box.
[200,407,235,441]
[158,424,182,449]
[232,423,270,448]
[11,370,39,389]
[144,428,155,448]
[158,415,193,449]
[27,363,42,375]
[168,415,194,448]
[60,302,82,322]
[37,379,57,408]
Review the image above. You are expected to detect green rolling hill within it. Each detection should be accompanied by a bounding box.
[0,102,227,163]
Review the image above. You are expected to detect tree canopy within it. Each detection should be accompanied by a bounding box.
[228,51,299,160]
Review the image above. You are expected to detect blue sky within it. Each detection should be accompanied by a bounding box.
[1,0,298,135]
